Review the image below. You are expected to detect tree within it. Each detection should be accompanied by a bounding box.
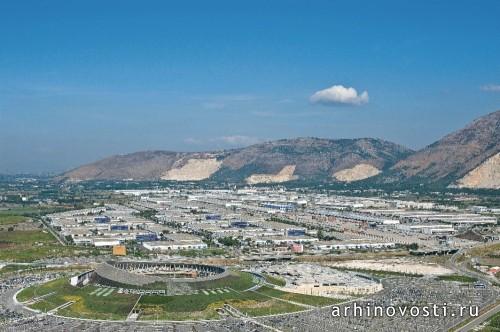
[218,236,240,247]
[407,243,419,250]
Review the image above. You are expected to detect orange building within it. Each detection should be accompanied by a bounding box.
[112,245,126,256]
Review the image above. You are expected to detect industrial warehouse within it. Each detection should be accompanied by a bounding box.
[43,188,498,258]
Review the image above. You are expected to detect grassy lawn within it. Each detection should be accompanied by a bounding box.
[0,214,28,226]
[18,274,331,321]
[18,278,139,320]
[438,274,478,283]
[469,243,500,257]
[177,248,227,257]
[235,298,303,316]
[95,271,258,291]
[138,289,267,320]
[137,287,306,320]
[0,206,73,218]
[0,264,32,275]
[0,206,111,262]
[262,273,287,287]
[58,292,139,320]
[0,230,101,262]
[255,286,344,307]
[0,209,68,262]
[334,267,423,278]
[480,311,500,331]
[0,227,106,262]
[0,229,62,262]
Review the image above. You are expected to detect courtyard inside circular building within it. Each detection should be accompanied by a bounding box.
[14,261,345,321]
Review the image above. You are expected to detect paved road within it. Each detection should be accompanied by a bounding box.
[449,242,500,285]
[454,302,500,332]
[447,243,500,331]
[38,217,66,246]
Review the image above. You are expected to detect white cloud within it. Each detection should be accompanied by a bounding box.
[481,84,500,92]
[310,84,369,106]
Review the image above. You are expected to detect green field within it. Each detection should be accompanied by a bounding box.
[262,273,287,287]
[137,289,267,320]
[18,278,139,320]
[0,264,35,275]
[17,273,339,321]
[437,274,478,283]
[177,248,227,258]
[82,271,258,291]
[480,310,500,331]
[0,206,73,218]
[0,214,28,226]
[0,208,107,262]
[0,229,105,262]
[0,229,61,262]
[137,287,305,320]
[235,298,303,317]
[335,267,423,278]
[254,286,344,307]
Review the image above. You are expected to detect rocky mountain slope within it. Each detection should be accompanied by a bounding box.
[388,110,500,188]
[456,153,500,189]
[59,110,500,188]
[60,138,412,183]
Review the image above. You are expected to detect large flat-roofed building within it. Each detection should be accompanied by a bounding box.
[93,239,121,247]
[143,233,207,251]
[143,240,207,251]
[314,241,396,251]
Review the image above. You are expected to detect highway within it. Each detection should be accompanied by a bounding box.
[448,242,500,331]
[454,301,500,332]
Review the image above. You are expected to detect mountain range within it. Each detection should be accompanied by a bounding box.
[60,110,500,189]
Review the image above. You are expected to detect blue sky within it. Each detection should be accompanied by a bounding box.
[1,0,499,173]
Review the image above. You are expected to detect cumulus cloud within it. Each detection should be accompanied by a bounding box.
[310,85,369,106]
[481,84,500,92]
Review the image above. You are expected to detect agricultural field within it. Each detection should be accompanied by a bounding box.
[0,227,62,262]
[0,228,103,262]
[0,206,74,219]
[0,208,106,262]
[0,213,28,226]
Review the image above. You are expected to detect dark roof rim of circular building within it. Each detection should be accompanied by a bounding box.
[94,261,229,287]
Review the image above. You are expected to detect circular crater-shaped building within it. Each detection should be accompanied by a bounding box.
[93,261,230,295]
